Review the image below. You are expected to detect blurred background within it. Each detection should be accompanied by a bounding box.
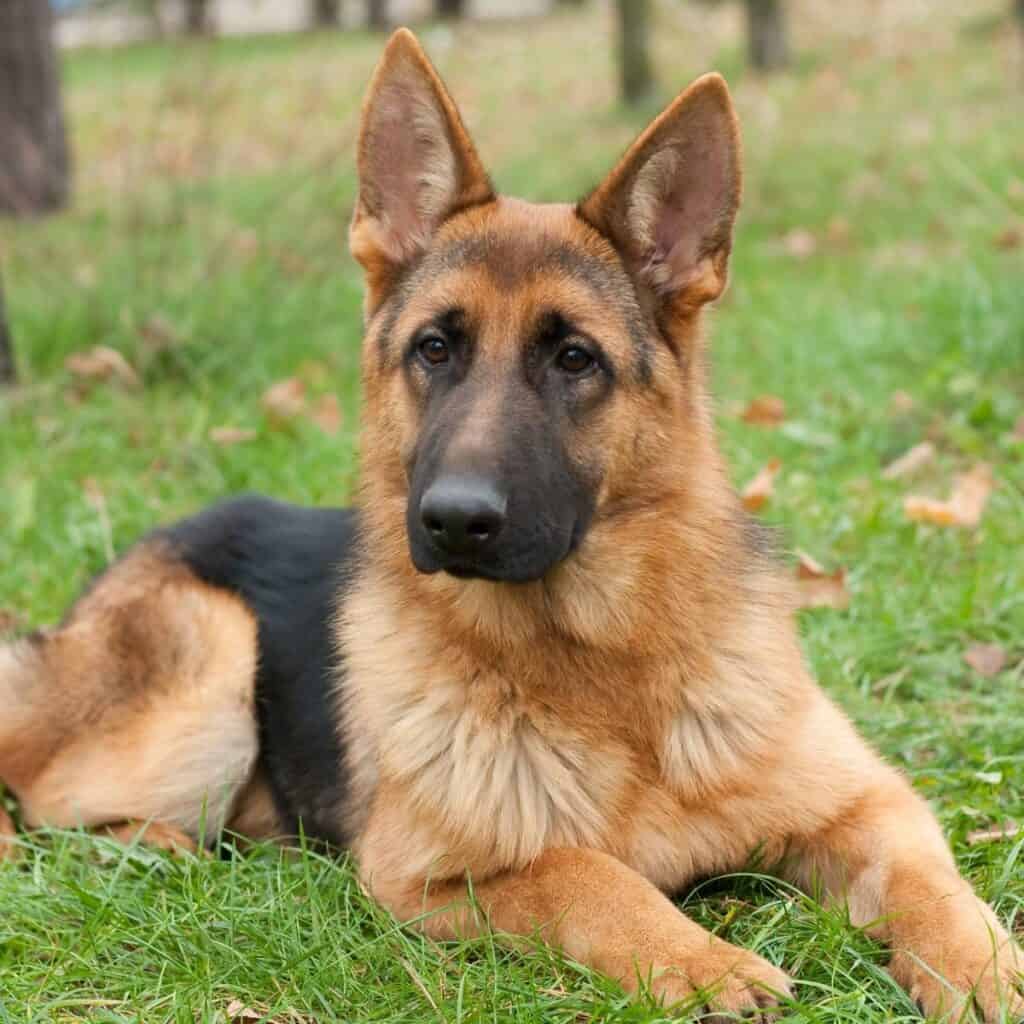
[0,0,1022,633]
[0,3,1023,1019]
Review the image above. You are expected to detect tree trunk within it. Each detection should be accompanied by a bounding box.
[311,0,341,27]
[0,0,70,217]
[0,276,14,386]
[745,0,789,71]
[435,0,465,16]
[367,0,388,29]
[615,0,654,105]
[184,0,210,36]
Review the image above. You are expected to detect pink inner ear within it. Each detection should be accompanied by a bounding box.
[362,70,459,264]
[643,136,733,295]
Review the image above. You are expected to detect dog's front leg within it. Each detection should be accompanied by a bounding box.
[794,769,1023,1021]
[362,846,792,1017]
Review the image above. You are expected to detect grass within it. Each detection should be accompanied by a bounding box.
[1,1,1023,1020]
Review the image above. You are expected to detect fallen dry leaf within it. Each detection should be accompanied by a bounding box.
[741,458,781,512]
[81,476,106,509]
[794,551,850,611]
[826,216,851,245]
[966,821,1020,847]
[904,463,994,529]
[783,228,817,259]
[993,223,1023,251]
[882,441,935,480]
[137,314,181,354]
[210,426,258,446]
[963,643,1008,678]
[0,608,20,634]
[889,390,915,415]
[261,377,307,424]
[1010,414,1024,442]
[741,395,787,428]
[65,346,140,389]
[310,393,343,436]
[226,1001,262,1023]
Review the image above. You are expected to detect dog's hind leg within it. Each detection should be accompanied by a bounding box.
[0,546,261,847]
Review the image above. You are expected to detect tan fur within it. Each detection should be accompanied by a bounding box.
[0,30,1019,1024]
[0,549,260,841]
[340,32,1022,1022]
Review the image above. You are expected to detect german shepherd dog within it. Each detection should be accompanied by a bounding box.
[1,29,1021,1022]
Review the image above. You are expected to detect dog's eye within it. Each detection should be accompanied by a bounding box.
[556,346,595,376]
[418,334,450,367]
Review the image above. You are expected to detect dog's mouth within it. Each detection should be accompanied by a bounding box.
[408,515,590,586]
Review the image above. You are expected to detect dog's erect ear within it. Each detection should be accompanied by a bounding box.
[578,73,741,311]
[350,28,494,312]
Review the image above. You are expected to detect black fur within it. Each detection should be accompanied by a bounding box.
[157,495,359,846]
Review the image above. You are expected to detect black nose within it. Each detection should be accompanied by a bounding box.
[420,476,507,558]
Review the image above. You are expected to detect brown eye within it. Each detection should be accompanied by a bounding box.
[557,345,594,376]
[418,334,450,366]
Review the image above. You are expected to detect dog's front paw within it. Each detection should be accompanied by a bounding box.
[651,942,793,1021]
[890,902,1023,1023]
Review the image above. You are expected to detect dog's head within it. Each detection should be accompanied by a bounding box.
[352,29,741,586]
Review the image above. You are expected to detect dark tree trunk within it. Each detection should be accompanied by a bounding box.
[435,0,465,16]
[184,0,210,35]
[367,0,388,29]
[0,0,70,217]
[0,277,14,386]
[745,0,789,71]
[616,0,654,105]
[311,0,341,27]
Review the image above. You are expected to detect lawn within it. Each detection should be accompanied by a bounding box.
[1,2,1023,1021]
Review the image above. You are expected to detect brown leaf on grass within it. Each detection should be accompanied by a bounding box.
[65,346,140,389]
[0,806,19,863]
[741,395,786,427]
[1010,414,1024,442]
[0,608,20,635]
[81,476,106,509]
[794,551,850,611]
[137,314,181,354]
[826,216,851,245]
[963,643,1008,678]
[966,821,1020,847]
[261,377,307,425]
[783,228,817,259]
[993,223,1023,251]
[225,1001,262,1023]
[210,426,258,446]
[882,441,935,480]
[310,394,343,436]
[741,458,781,512]
[889,390,915,415]
[904,463,994,529]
